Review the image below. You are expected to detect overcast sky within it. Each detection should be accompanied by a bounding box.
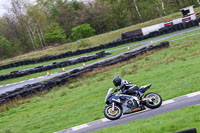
[0,0,93,17]
[0,0,38,16]
[0,0,10,16]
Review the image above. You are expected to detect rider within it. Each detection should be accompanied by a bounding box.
[113,76,144,98]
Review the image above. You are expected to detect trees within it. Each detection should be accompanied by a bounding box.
[42,0,84,38]
[70,24,96,41]
[0,36,12,59]
[80,0,117,34]
[5,0,31,51]
[0,0,199,59]
[105,0,129,28]
[25,4,47,49]
[44,22,66,44]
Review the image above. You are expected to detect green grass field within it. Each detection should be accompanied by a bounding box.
[0,30,199,133]
[0,7,199,66]
[95,105,200,133]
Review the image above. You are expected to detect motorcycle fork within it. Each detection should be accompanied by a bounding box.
[112,102,115,111]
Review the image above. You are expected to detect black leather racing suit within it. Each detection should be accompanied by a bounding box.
[117,80,139,96]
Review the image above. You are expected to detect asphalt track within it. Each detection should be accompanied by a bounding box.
[0,26,200,95]
[56,91,200,133]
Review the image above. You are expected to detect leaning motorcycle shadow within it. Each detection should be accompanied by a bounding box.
[120,109,150,120]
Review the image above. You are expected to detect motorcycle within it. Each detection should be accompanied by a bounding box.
[104,84,162,120]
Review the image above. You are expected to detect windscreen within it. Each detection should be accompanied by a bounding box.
[105,88,113,102]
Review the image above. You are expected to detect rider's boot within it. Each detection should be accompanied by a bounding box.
[132,99,145,111]
[136,91,145,110]
[135,90,144,100]
[140,104,145,110]
[138,91,144,99]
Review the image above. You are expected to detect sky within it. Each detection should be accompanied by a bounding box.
[0,0,93,17]
[0,0,38,16]
[0,0,10,16]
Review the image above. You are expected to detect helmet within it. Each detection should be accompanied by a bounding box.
[113,76,122,87]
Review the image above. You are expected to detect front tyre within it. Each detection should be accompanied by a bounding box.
[104,105,122,120]
[144,92,162,109]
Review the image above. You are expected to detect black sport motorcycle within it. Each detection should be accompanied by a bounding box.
[104,84,162,120]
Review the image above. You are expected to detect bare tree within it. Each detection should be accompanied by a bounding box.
[160,0,166,15]
[197,0,200,5]
[156,2,162,17]
[9,0,37,50]
[132,0,143,21]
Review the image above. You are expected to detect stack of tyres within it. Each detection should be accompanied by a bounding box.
[0,51,109,82]
[121,18,200,42]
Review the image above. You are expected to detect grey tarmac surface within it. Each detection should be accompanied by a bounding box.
[56,91,200,133]
[0,26,200,95]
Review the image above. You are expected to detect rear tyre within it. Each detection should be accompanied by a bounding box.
[104,105,122,120]
[144,92,162,109]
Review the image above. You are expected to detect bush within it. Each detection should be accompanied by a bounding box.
[44,22,66,44]
[0,36,12,59]
[70,24,96,41]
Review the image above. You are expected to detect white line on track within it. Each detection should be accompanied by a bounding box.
[186,91,200,98]
[38,76,45,79]
[71,124,89,131]
[162,99,175,105]
[28,78,35,81]
[5,84,11,87]
[101,118,110,122]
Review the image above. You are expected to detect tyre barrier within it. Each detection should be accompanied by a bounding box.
[0,17,199,71]
[0,39,127,70]
[174,128,197,133]
[121,29,143,39]
[122,18,200,40]
[0,36,139,70]
[0,41,169,105]
[0,51,110,82]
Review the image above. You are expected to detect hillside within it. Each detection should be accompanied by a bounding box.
[1,6,200,66]
[0,28,200,133]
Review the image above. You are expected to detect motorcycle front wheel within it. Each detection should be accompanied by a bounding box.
[144,92,162,109]
[104,105,122,120]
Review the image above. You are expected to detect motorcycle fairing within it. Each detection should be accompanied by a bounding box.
[116,94,140,113]
[139,84,152,93]
[121,95,139,113]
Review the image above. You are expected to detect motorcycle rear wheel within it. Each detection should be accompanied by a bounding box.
[144,92,162,109]
[104,105,122,120]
